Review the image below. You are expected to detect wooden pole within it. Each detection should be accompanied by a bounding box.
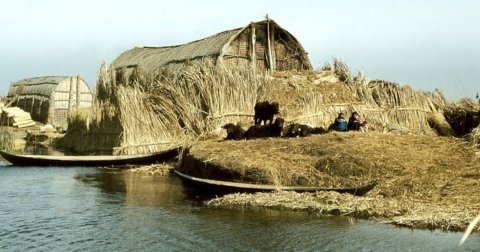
[270,21,276,71]
[266,16,273,72]
[68,77,73,110]
[76,76,80,108]
[250,24,256,72]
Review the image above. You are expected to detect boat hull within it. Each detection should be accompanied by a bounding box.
[0,148,179,167]
[174,170,377,196]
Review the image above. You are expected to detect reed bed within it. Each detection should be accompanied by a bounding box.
[192,132,480,231]
[207,191,407,218]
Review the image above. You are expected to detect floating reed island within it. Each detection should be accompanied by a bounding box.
[55,46,480,231]
[200,132,479,231]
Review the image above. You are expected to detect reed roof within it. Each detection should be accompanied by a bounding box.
[111,19,311,72]
[8,76,73,97]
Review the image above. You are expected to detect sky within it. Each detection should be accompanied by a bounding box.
[0,0,479,100]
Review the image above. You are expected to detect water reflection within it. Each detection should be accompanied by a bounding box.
[76,170,200,208]
[0,168,458,251]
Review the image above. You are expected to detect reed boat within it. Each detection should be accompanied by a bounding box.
[0,148,179,167]
[174,170,377,196]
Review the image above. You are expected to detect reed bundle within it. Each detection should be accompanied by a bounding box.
[0,126,14,150]
[207,191,407,218]
[61,60,268,154]
[265,59,448,135]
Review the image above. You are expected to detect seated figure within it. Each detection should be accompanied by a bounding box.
[348,112,367,131]
[333,113,348,131]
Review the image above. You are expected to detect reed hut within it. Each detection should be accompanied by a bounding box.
[111,18,312,80]
[7,76,93,127]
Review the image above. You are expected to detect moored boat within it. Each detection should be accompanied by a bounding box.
[0,148,179,167]
[174,170,377,196]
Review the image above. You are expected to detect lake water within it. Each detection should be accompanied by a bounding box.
[0,162,478,251]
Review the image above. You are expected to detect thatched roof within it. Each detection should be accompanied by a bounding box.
[111,19,311,73]
[8,76,71,97]
[112,29,239,71]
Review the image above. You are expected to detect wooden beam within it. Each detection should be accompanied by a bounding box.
[250,24,256,71]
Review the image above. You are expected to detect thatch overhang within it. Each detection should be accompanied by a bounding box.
[111,19,312,76]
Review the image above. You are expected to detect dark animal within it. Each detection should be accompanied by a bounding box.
[284,124,327,137]
[254,101,279,125]
[311,127,327,135]
[222,123,245,140]
[245,118,285,139]
[284,124,312,137]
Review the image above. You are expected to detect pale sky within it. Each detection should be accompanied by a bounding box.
[1,0,479,100]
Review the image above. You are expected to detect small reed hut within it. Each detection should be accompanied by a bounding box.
[7,76,93,127]
[111,18,312,79]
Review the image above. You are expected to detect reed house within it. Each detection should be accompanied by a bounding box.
[7,76,93,127]
[111,18,312,78]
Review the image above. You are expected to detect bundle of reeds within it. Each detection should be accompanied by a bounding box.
[467,125,480,146]
[57,102,122,154]
[443,98,480,136]
[61,59,269,154]
[267,59,448,135]
[0,126,14,150]
[1,107,35,128]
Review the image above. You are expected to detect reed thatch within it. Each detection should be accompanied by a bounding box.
[111,18,312,81]
[7,76,93,127]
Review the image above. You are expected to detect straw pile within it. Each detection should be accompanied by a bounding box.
[61,60,269,154]
[469,125,480,146]
[1,107,35,128]
[60,58,454,154]
[263,58,449,136]
[195,132,480,231]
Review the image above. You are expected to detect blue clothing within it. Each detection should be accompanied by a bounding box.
[335,118,348,131]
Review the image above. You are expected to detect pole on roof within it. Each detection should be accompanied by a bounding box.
[250,23,256,73]
[266,14,274,72]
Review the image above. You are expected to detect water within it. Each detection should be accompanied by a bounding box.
[0,162,478,251]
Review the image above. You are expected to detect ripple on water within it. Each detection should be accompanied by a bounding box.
[0,167,479,251]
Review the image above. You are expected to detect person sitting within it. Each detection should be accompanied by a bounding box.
[348,112,367,131]
[333,113,348,131]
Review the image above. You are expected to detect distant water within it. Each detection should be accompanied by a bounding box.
[0,162,478,251]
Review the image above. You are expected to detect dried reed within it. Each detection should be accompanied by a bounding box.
[184,131,480,231]
[0,126,14,150]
